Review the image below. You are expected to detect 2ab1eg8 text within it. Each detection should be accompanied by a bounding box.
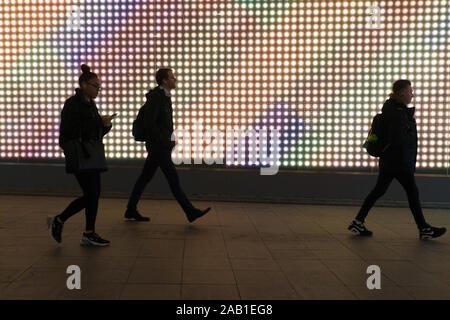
[220,304,272,315]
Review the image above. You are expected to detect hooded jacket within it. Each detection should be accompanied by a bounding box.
[379,97,418,172]
[143,86,175,151]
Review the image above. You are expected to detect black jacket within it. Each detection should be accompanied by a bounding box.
[143,86,175,151]
[379,97,418,172]
[59,88,111,148]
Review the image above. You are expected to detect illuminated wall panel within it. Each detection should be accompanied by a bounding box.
[0,0,449,172]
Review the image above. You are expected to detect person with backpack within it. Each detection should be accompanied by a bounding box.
[348,80,446,240]
[47,64,115,246]
[124,68,211,222]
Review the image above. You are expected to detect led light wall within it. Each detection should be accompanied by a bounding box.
[0,0,449,172]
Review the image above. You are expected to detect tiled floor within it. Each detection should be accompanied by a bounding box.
[0,194,449,300]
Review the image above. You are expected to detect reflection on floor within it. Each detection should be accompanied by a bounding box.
[0,194,449,300]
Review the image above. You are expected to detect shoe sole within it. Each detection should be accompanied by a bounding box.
[420,228,446,240]
[188,208,211,223]
[348,225,372,236]
[123,217,150,222]
[421,233,445,240]
[80,238,110,246]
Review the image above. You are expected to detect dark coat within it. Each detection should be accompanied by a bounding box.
[59,88,111,172]
[143,86,175,152]
[379,97,418,172]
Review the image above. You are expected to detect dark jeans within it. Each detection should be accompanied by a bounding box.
[57,171,101,232]
[356,169,428,229]
[127,148,196,216]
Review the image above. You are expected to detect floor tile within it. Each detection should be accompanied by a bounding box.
[181,284,240,300]
[184,239,228,258]
[226,240,272,259]
[402,285,450,300]
[183,269,236,285]
[238,283,299,300]
[57,284,124,300]
[183,257,232,270]
[128,267,182,284]
[294,286,357,300]
[120,284,181,300]
[230,258,280,271]
[347,286,413,300]
[140,239,184,259]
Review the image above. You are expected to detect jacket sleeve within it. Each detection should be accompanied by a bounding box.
[143,93,162,142]
[59,99,82,147]
[102,124,112,136]
[92,104,112,137]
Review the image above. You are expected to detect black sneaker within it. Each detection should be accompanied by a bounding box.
[81,232,110,246]
[187,207,211,223]
[124,209,150,222]
[348,220,373,236]
[47,216,64,243]
[420,226,446,240]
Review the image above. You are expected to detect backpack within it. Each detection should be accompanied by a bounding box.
[362,113,389,157]
[132,103,148,142]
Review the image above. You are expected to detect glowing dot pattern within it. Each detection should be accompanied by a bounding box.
[0,0,449,172]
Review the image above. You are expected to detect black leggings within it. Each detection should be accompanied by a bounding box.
[356,169,428,230]
[57,171,101,232]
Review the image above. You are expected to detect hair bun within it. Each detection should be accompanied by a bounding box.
[80,64,91,73]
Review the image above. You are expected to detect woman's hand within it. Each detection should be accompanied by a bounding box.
[101,113,117,126]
